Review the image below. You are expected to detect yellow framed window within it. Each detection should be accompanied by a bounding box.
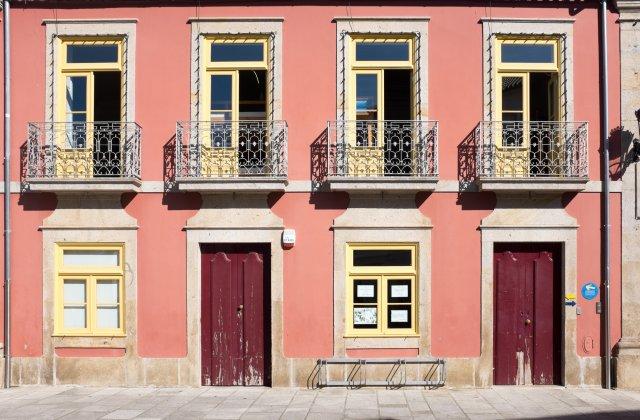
[494,36,561,148]
[200,36,270,133]
[347,35,415,127]
[345,244,418,337]
[55,38,124,147]
[54,244,125,336]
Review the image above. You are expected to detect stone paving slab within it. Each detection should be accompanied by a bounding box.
[0,385,638,419]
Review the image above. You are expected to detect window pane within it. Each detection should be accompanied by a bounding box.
[501,43,554,64]
[63,280,86,303]
[211,43,264,62]
[63,307,86,328]
[502,77,523,111]
[387,305,412,329]
[96,307,119,329]
[211,75,233,111]
[356,42,409,61]
[353,279,377,304]
[387,279,412,303]
[356,74,378,120]
[63,249,120,267]
[97,280,119,304]
[353,306,377,329]
[67,44,119,63]
[66,76,87,112]
[353,249,412,266]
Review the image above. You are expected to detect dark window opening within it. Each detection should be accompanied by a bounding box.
[239,70,268,174]
[353,249,412,267]
[93,71,122,177]
[383,69,413,175]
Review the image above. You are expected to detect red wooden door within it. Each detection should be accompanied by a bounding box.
[201,244,269,386]
[494,244,561,385]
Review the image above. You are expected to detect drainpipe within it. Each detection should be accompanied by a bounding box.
[599,0,612,390]
[2,0,10,389]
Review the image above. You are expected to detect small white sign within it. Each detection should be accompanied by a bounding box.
[391,285,409,298]
[356,284,375,298]
[282,229,296,246]
[390,309,408,323]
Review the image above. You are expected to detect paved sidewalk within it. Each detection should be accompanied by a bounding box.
[0,385,639,419]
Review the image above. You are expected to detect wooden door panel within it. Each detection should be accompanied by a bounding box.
[533,252,555,385]
[201,245,268,386]
[494,252,520,385]
[494,244,560,386]
[242,252,265,386]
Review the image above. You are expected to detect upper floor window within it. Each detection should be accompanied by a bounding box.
[57,37,124,136]
[54,243,125,337]
[495,37,561,145]
[345,243,418,337]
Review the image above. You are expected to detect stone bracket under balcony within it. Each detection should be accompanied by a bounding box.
[327,176,438,194]
[175,177,287,193]
[476,176,589,194]
[25,177,142,194]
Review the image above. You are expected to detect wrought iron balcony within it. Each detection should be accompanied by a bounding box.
[24,122,142,193]
[175,120,288,192]
[326,120,439,192]
[475,121,589,192]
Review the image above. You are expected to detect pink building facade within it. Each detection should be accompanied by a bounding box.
[0,0,638,388]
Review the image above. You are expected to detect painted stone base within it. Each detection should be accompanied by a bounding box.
[615,339,640,389]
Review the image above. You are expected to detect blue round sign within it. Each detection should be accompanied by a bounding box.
[581,282,599,301]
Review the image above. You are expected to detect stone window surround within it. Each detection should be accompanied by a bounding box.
[481,18,575,122]
[334,17,429,121]
[189,18,284,122]
[332,196,432,354]
[41,196,139,384]
[44,19,137,123]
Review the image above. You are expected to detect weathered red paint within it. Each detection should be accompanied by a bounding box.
[201,244,269,386]
[494,244,561,385]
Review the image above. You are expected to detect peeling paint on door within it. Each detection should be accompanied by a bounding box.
[201,244,270,386]
[494,244,562,386]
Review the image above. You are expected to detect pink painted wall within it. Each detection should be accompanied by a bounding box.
[0,2,623,368]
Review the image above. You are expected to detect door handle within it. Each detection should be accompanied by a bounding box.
[237,304,244,312]
[525,318,532,326]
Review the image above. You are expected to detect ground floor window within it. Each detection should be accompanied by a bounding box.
[345,243,418,337]
[54,243,125,336]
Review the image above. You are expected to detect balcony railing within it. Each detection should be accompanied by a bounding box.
[175,121,288,179]
[25,122,141,181]
[475,121,588,179]
[327,120,439,178]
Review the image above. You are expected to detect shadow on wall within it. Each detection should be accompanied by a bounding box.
[163,135,177,192]
[457,126,480,192]
[310,128,328,193]
[608,109,640,181]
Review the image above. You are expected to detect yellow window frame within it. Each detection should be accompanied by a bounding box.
[494,36,562,148]
[347,35,416,149]
[345,243,419,338]
[55,37,124,125]
[54,243,125,337]
[350,35,414,69]
[199,36,271,148]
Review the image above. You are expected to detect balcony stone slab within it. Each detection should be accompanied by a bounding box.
[327,176,438,194]
[476,176,589,194]
[25,177,142,194]
[175,177,287,193]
